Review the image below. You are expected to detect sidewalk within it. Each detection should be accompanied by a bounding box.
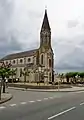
[8,86,84,92]
[0,93,13,104]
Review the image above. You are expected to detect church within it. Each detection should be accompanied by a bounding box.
[0,9,54,83]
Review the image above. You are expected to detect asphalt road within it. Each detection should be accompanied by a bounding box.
[0,89,84,120]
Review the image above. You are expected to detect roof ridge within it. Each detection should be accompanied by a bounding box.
[0,48,38,61]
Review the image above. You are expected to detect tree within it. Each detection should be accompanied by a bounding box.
[21,67,30,83]
[0,62,12,94]
[10,69,17,83]
[65,72,79,83]
[65,73,70,83]
[78,72,84,83]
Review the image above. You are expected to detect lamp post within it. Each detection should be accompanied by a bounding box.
[57,74,60,91]
[38,66,42,85]
[58,79,60,91]
[23,66,28,84]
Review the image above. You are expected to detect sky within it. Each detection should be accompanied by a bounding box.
[0,0,84,69]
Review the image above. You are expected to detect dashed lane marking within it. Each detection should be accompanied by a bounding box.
[44,98,48,100]
[20,102,27,105]
[0,106,6,109]
[29,101,35,103]
[0,96,56,109]
[9,104,16,107]
[80,102,84,106]
[37,100,42,102]
[49,97,54,99]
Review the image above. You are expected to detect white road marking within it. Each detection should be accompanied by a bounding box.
[44,98,48,100]
[48,107,76,120]
[0,106,6,109]
[53,96,57,98]
[80,102,84,105]
[29,101,35,103]
[9,104,16,107]
[20,102,27,105]
[37,100,42,102]
[49,97,53,99]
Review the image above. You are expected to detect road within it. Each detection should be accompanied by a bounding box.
[0,88,84,120]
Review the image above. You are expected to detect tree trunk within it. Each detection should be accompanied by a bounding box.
[24,74,26,83]
[12,75,13,83]
[66,77,69,83]
[0,79,3,100]
[3,79,5,93]
[0,87,1,100]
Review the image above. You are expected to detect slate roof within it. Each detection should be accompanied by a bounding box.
[41,9,51,31]
[0,49,38,61]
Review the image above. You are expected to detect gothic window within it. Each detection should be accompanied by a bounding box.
[45,34,47,43]
[41,54,43,64]
[48,35,50,43]
[24,68,25,71]
[49,72,51,81]
[49,59,51,67]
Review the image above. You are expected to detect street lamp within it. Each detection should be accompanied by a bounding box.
[38,66,42,83]
[35,69,38,81]
[56,74,60,91]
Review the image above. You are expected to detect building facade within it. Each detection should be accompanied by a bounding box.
[0,9,54,83]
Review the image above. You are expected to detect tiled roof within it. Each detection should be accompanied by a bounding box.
[0,49,38,61]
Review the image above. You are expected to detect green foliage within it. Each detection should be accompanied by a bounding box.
[0,67,10,78]
[0,67,16,79]
[78,72,84,78]
[10,69,16,76]
[65,72,84,78]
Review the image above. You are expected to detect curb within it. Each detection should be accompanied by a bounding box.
[8,87,25,91]
[26,89,84,92]
[0,94,13,104]
[8,87,84,92]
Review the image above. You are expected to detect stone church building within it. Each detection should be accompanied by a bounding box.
[0,9,54,83]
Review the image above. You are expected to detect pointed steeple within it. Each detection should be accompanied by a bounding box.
[41,9,51,31]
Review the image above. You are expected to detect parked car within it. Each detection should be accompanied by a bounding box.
[8,78,19,83]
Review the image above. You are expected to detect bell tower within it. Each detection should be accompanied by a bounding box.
[40,9,51,49]
[38,9,54,82]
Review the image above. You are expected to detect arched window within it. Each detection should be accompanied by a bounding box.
[13,60,15,64]
[49,59,51,67]
[28,58,31,62]
[20,68,22,77]
[20,59,23,63]
[49,72,51,81]
[41,54,43,64]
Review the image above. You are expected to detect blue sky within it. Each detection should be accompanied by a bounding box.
[0,0,84,69]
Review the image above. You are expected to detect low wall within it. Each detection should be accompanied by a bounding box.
[8,83,72,89]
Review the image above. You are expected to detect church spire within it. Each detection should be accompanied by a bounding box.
[41,9,51,31]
